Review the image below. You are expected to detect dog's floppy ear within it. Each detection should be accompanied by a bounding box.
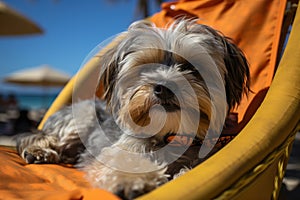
[222,37,250,109]
[98,34,125,104]
[99,20,155,104]
[199,25,250,109]
[175,20,250,109]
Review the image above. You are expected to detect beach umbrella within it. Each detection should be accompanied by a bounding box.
[3,65,70,87]
[3,65,70,109]
[0,1,43,36]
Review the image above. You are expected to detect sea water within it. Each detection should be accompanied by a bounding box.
[15,94,58,110]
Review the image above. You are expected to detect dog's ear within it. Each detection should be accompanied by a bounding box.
[173,20,250,109]
[98,34,125,104]
[222,37,250,109]
[99,20,154,103]
[198,24,250,109]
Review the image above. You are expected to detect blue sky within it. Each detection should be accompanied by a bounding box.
[0,0,163,94]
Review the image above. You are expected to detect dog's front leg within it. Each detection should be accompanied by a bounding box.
[17,129,85,164]
[17,131,60,164]
[83,135,168,199]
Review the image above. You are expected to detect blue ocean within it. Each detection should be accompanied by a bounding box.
[15,93,59,110]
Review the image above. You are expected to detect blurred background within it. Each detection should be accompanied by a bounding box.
[0,0,167,135]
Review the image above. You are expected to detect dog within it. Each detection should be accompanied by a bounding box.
[16,19,249,199]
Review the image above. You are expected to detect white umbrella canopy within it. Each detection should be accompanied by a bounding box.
[4,65,71,87]
[0,1,43,36]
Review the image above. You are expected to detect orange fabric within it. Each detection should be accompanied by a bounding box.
[0,146,120,200]
[166,134,195,146]
[150,0,286,134]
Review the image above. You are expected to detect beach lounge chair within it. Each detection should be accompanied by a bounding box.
[1,0,299,199]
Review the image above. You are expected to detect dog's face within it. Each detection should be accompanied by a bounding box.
[100,20,249,141]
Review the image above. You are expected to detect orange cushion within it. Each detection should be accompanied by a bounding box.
[0,146,119,200]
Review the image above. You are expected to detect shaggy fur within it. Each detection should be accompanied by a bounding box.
[16,19,249,199]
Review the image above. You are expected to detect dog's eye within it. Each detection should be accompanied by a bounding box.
[178,64,204,81]
[178,64,198,74]
[178,64,191,72]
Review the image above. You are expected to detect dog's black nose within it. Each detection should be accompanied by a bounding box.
[154,84,174,99]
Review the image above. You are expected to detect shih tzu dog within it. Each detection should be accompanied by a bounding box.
[16,19,249,199]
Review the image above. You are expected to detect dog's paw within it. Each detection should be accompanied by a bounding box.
[84,158,168,199]
[22,146,59,164]
[112,171,168,200]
